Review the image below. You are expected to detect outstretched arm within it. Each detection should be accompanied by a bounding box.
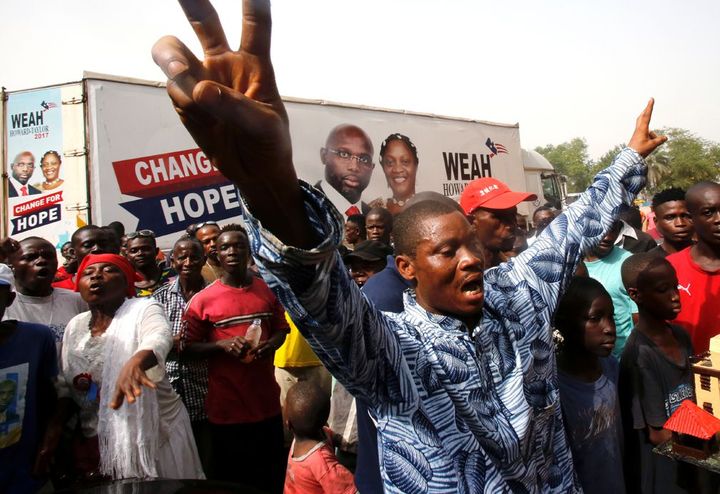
[152,0,313,249]
[491,99,667,331]
[109,350,158,409]
[155,4,412,405]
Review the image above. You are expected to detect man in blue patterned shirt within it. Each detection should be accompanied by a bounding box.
[152,1,667,491]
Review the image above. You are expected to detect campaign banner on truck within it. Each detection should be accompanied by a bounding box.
[89,79,522,250]
[4,84,88,249]
[87,80,243,250]
[286,103,522,218]
[4,88,68,240]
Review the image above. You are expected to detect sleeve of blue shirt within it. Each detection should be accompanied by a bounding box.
[240,147,646,408]
[484,147,646,347]
[361,256,411,313]
[242,184,415,408]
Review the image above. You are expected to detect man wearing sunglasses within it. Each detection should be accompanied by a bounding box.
[317,124,375,217]
[125,230,175,296]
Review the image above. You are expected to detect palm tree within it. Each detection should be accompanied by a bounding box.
[645,149,671,193]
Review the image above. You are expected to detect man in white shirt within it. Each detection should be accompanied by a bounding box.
[526,206,556,246]
[3,237,87,349]
[610,205,657,254]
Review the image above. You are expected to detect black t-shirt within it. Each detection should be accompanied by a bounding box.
[619,325,695,494]
[647,244,669,259]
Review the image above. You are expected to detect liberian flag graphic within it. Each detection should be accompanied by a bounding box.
[40,101,58,112]
[485,138,508,157]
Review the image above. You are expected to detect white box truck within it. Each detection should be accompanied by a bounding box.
[2,73,564,250]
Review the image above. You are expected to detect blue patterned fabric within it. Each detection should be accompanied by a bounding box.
[242,148,647,493]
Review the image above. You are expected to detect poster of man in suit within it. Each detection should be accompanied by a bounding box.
[4,87,65,238]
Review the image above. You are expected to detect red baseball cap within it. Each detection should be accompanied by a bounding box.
[460,177,537,214]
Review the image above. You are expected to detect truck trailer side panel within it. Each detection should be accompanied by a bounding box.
[2,83,88,248]
[7,74,532,251]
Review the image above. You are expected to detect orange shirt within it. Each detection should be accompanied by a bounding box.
[284,436,357,494]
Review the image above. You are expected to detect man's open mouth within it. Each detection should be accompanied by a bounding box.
[462,280,483,294]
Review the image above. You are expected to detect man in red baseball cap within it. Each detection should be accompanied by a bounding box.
[460,177,537,267]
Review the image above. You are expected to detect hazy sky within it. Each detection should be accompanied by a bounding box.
[2,0,718,159]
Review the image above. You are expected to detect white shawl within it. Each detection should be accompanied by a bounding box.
[97,298,162,479]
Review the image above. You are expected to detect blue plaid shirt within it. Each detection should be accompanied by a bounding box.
[153,278,209,422]
[243,148,647,493]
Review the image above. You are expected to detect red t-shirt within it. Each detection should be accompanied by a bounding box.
[54,265,72,283]
[183,278,288,424]
[667,247,720,353]
[52,275,75,290]
[284,438,357,494]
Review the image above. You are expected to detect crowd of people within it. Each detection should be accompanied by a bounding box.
[3,152,719,494]
[2,1,720,493]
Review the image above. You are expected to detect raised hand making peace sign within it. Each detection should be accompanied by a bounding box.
[152,0,313,247]
[153,1,667,250]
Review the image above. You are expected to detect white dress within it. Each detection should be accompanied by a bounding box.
[58,297,204,480]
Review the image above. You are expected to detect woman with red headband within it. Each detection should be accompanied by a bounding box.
[37,254,204,483]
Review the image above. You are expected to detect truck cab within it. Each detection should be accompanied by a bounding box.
[522,148,567,213]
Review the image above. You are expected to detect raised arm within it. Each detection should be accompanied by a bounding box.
[493,100,667,321]
[627,99,669,158]
[153,1,416,407]
[152,0,313,248]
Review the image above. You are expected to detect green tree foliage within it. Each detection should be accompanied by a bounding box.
[534,138,593,192]
[536,129,719,195]
[646,128,720,193]
[592,144,625,178]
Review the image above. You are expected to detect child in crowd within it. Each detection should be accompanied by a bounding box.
[620,253,694,494]
[284,381,357,494]
[583,220,638,358]
[555,276,625,494]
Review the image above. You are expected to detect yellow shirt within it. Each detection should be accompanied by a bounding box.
[274,313,322,367]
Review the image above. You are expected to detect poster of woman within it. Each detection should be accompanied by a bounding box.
[33,150,65,192]
[372,133,420,215]
[4,87,66,240]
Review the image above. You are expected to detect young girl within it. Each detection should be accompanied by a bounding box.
[555,276,625,494]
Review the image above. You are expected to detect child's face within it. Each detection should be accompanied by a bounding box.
[636,262,681,320]
[589,222,622,259]
[578,295,616,357]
